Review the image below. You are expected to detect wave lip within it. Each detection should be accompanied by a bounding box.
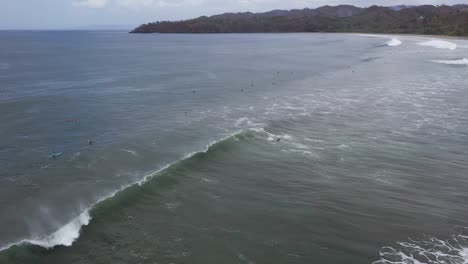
[386,38,402,46]
[418,39,457,50]
[0,212,91,252]
[431,58,468,65]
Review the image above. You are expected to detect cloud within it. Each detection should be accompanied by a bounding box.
[73,0,109,8]
[72,0,467,11]
[116,0,206,8]
[73,0,207,9]
[116,0,155,8]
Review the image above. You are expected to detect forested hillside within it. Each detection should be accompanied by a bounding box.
[131,5,468,36]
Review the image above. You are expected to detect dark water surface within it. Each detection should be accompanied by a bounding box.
[1,31,468,264]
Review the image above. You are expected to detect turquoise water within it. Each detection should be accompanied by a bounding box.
[1,32,468,263]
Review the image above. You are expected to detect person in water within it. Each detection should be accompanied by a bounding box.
[89,140,94,146]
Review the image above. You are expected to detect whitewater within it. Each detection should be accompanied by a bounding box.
[431,58,468,65]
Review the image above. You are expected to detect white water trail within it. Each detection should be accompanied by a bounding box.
[418,40,457,50]
[431,58,468,65]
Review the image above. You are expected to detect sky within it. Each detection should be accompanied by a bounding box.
[1,0,467,29]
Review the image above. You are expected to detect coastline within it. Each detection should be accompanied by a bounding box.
[345,32,468,40]
[129,30,468,41]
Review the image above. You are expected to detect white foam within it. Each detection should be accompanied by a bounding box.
[249,127,291,142]
[164,202,180,211]
[373,232,468,264]
[235,117,250,127]
[234,117,265,129]
[0,212,90,251]
[138,131,242,186]
[386,38,402,46]
[431,58,468,65]
[26,212,90,248]
[418,40,457,50]
[354,33,387,38]
[289,149,315,156]
[354,33,402,46]
[291,143,309,149]
[201,177,216,183]
[304,138,324,143]
[121,149,138,156]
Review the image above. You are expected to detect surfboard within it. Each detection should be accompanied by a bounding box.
[50,152,62,158]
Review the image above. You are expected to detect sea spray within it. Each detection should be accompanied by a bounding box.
[386,38,402,46]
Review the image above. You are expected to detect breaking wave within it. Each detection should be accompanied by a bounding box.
[418,40,457,50]
[355,34,402,47]
[0,212,90,251]
[0,131,242,253]
[431,58,468,66]
[373,230,468,264]
[386,38,402,46]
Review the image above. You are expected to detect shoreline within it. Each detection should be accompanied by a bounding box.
[128,31,468,40]
[345,32,468,40]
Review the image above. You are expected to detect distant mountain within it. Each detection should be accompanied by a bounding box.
[388,5,414,11]
[131,5,468,36]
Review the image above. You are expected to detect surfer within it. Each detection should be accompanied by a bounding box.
[277,138,281,142]
[50,151,62,159]
[88,140,94,146]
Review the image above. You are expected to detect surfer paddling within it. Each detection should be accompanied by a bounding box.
[50,151,62,159]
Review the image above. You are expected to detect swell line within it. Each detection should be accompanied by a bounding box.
[0,131,243,253]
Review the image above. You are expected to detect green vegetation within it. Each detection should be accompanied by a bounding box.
[131,5,468,36]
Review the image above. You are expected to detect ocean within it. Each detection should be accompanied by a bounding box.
[1,31,468,264]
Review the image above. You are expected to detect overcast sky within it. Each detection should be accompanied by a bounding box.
[1,0,466,29]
